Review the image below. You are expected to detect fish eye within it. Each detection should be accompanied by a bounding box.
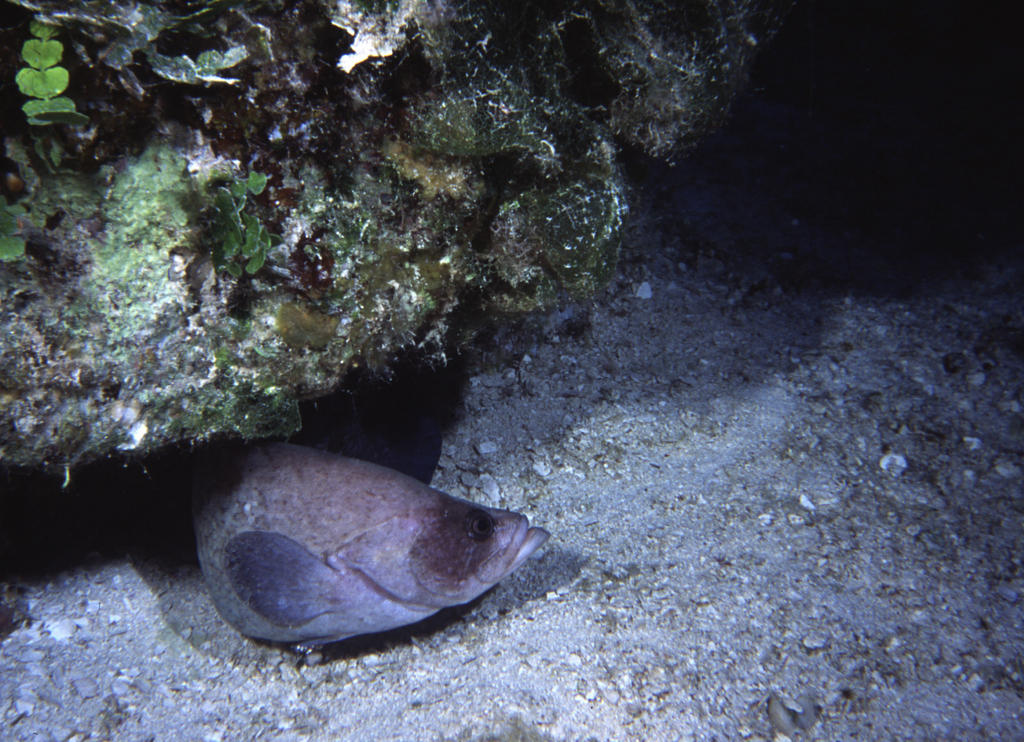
[465,509,495,541]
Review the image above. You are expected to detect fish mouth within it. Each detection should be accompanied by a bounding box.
[507,525,550,573]
[475,516,550,584]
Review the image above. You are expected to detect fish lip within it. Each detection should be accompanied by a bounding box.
[507,525,550,572]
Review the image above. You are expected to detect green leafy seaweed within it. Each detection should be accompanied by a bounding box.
[15,21,89,127]
[210,171,279,277]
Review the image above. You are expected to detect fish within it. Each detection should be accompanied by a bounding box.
[192,442,549,644]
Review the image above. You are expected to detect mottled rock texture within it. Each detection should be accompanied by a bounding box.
[0,0,789,470]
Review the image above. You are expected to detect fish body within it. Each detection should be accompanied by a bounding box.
[193,443,549,644]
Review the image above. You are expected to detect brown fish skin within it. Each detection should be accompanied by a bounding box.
[193,443,549,644]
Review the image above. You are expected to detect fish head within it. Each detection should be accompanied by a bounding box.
[410,497,550,603]
[331,491,549,610]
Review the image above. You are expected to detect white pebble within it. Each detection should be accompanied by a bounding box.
[476,474,501,503]
[767,695,797,736]
[46,618,76,641]
[963,436,982,450]
[475,440,498,456]
[879,452,907,476]
[803,632,828,650]
[14,698,34,716]
[799,494,816,510]
[995,461,1022,478]
[73,676,100,698]
[635,282,653,300]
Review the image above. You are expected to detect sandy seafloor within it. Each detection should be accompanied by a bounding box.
[3,18,1024,742]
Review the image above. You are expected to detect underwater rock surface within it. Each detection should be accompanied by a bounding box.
[0,0,790,469]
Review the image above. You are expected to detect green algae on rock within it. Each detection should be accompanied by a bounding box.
[0,142,302,468]
[0,0,790,470]
[490,177,626,305]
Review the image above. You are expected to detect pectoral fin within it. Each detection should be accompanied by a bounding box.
[225,530,345,627]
